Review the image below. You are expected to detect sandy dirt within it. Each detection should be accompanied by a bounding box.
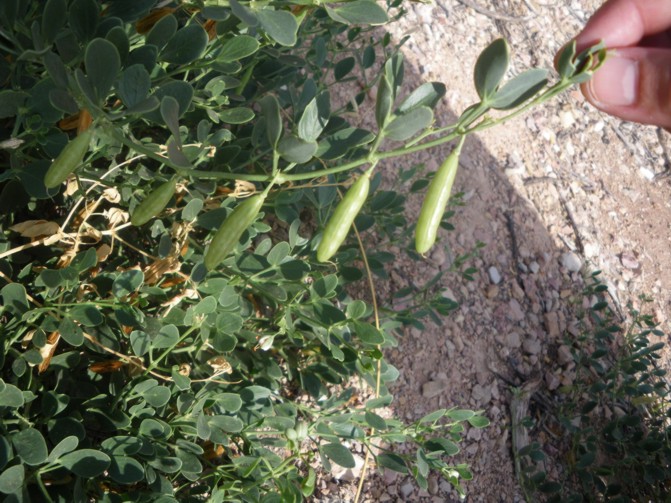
[311,0,671,501]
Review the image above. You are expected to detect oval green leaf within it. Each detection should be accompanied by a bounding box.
[59,449,111,477]
[218,35,259,62]
[220,107,255,124]
[375,452,408,473]
[118,64,151,108]
[47,435,79,463]
[108,455,145,484]
[490,68,548,110]
[298,93,330,142]
[112,269,144,298]
[85,38,120,103]
[256,9,298,47]
[146,14,177,50]
[398,82,446,113]
[12,428,48,466]
[375,75,392,129]
[0,465,24,495]
[161,24,208,65]
[259,95,282,148]
[325,1,388,25]
[474,38,509,100]
[384,106,433,141]
[278,136,318,164]
[321,443,355,468]
[143,385,171,408]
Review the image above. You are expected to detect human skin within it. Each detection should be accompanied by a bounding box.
[571,0,671,128]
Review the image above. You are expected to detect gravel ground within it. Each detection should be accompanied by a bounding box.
[312,0,671,501]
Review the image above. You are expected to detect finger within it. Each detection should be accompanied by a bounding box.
[581,47,671,129]
[576,0,671,51]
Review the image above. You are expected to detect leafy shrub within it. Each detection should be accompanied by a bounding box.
[517,272,671,502]
[0,0,603,501]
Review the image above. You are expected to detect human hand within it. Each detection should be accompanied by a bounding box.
[571,0,671,128]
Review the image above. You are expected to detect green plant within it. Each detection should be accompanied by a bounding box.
[516,272,671,502]
[0,0,605,501]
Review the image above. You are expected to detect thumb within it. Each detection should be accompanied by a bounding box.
[581,47,671,128]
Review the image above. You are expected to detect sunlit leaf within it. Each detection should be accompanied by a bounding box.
[218,35,259,62]
[325,1,388,25]
[375,75,392,129]
[278,136,318,164]
[474,38,509,100]
[256,9,298,47]
[384,107,433,141]
[398,82,446,113]
[321,443,355,468]
[490,68,547,110]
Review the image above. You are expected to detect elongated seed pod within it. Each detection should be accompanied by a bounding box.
[44,129,93,189]
[415,141,463,254]
[131,179,177,226]
[204,194,265,271]
[317,171,371,262]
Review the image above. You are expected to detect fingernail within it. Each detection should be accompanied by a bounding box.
[588,54,639,106]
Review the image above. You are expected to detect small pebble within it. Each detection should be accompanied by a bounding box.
[523,338,542,355]
[620,252,640,270]
[488,266,502,284]
[561,252,582,272]
[400,482,414,498]
[639,167,655,181]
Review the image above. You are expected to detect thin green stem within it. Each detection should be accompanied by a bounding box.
[146,325,198,374]
[35,473,55,503]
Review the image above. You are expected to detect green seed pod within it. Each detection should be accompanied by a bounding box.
[204,194,265,271]
[415,140,463,255]
[317,171,371,263]
[44,129,93,189]
[131,179,177,226]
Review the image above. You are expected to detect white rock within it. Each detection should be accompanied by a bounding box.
[529,261,540,274]
[331,453,364,481]
[561,252,582,272]
[639,167,655,181]
[560,111,575,128]
[488,266,502,284]
[620,252,640,270]
[584,242,600,258]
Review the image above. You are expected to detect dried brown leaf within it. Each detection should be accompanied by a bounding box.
[9,220,61,239]
[96,243,112,262]
[207,355,232,374]
[38,332,61,374]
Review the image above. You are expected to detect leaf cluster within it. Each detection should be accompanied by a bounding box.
[0,1,488,501]
[517,272,671,502]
